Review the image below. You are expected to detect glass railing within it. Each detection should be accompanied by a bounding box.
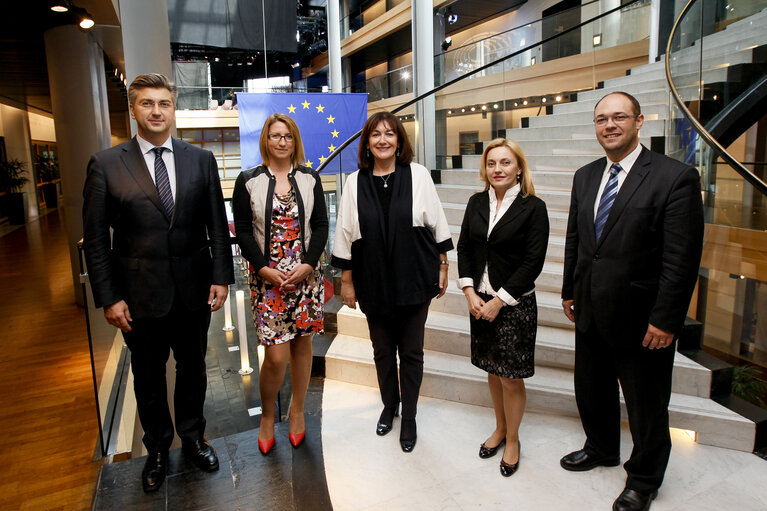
[176,85,327,111]
[349,0,651,102]
[340,0,407,39]
[666,0,767,408]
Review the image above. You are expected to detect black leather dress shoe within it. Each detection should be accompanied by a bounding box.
[499,441,520,477]
[612,488,658,511]
[399,419,417,453]
[183,439,219,472]
[479,438,505,459]
[560,449,620,472]
[376,406,399,436]
[141,451,168,493]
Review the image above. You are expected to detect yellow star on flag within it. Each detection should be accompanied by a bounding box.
[331,130,339,138]
[305,160,314,168]
[316,104,325,113]
[318,155,327,164]
[301,100,310,109]
[287,104,296,113]
[326,115,335,124]
[328,144,336,152]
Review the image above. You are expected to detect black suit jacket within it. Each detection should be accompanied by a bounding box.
[561,145,704,340]
[457,191,549,299]
[83,137,234,319]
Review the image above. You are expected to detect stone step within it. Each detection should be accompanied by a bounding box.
[506,119,667,140]
[325,335,754,450]
[623,45,763,80]
[527,103,668,128]
[335,306,714,399]
[436,184,571,212]
[444,250,563,292]
[553,90,669,114]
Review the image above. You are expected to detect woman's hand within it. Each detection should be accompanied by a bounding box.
[437,263,449,298]
[258,266,287,288]
[479,296,504,322]
[282,263,314,290]
[340,269,356,309]
[463,287,485,319]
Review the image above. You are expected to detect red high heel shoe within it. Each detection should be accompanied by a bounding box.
[289,430,305,448]
[258,436,275,455]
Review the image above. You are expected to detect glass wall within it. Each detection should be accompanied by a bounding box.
[179,128,242,179]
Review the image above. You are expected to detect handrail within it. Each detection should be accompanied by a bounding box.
[317,0,644,173]
[664,0,767,196]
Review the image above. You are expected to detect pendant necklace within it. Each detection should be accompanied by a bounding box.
[380,171,394,188]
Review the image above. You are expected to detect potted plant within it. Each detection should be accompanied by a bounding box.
[0,158,30,224]
[36,154,60,209]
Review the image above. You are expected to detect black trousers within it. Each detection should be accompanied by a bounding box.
[574,322,676,493]
[122,298,212,453]
[365,301,430,420]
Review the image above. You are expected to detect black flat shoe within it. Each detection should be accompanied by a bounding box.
[560,449,620,472]
[399,418,417,453]
[376,405,399,436]
[612,487,658,511]
[479,438,506,459]
[182,439,219,472]
[499,441,520,477]
[141,450,169,493]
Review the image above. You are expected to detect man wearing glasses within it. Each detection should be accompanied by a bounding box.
[83,73,234,493]
[560,92,704,511]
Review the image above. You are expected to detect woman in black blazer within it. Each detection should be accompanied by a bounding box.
[457,138,549,477]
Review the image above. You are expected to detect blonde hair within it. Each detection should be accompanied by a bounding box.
[259,113,306,168]
[479,138,536,198]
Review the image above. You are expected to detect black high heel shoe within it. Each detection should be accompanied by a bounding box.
[399,419,417,453]
[500,441,520,477]
[376,405,399,436]
[479,438,506,459]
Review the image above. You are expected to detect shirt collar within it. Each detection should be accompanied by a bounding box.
[608,142,642,174]
[136,134,173,155]
[488,183,521,206]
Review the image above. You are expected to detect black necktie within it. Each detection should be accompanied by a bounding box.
[152,147,174,216]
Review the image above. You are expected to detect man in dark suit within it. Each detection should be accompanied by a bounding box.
[560,91,704,511]
[83,73,234,493]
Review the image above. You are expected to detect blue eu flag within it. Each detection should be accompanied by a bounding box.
[237,92,367,174]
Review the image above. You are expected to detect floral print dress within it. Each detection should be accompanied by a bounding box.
[250,188,324,345]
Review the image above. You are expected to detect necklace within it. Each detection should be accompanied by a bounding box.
[379,171,394,188]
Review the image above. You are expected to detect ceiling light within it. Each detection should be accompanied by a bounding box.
[447,11,458,24]
[493,103,499,109]
[593,34,602,47]
[461,108,465,112]
[542,97,547,103]
[481,105,487,110]
[470,106,475,111]
[523,100,528,105]
[514,102,518,107]
[77,7,95,29]
[401,70,410,79]
[556,95,562,102]
[51,2,69,12]
[447,110,452,114]
[530,56,536,65]
[441,37,452,51]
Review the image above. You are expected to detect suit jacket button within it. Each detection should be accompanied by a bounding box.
[593,254,600,261]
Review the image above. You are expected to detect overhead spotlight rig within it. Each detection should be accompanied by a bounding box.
[49,1,94,29]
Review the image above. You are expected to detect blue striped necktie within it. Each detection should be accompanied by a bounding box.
[152,147,174,216]
[594,162,621,241]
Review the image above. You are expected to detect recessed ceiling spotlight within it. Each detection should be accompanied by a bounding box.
[556,95,562,102]
[523,100,528,105]
[470,106,476,111]
[542,97,547,103]
[493,103,499,109]
[514,102,518,107]
[447,110,452,114]
[51,2,69,12]
[461,108,466,112]
[481,105,487,110]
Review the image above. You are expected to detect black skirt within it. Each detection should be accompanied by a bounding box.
[469,292,536,379]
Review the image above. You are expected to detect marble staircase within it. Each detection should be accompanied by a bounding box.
[325,9,766,453]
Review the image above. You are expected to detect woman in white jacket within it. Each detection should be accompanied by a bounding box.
[331,111,453,453]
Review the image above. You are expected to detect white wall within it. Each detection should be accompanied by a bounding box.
[28,112,56,142]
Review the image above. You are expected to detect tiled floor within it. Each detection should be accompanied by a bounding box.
[322,379,767,511]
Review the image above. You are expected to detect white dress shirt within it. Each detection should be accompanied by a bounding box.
[458,184,530,306]
[592,142,642,217]
[136,135,177,200]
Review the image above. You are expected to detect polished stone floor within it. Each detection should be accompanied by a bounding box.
[323,380,767,511]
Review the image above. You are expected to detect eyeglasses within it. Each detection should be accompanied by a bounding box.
[593,114,636,126]
[268,133,294,142]
[137,100,173,110]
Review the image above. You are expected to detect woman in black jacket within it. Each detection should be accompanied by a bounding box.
[457,138,548,477]
[232,113,328,455]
